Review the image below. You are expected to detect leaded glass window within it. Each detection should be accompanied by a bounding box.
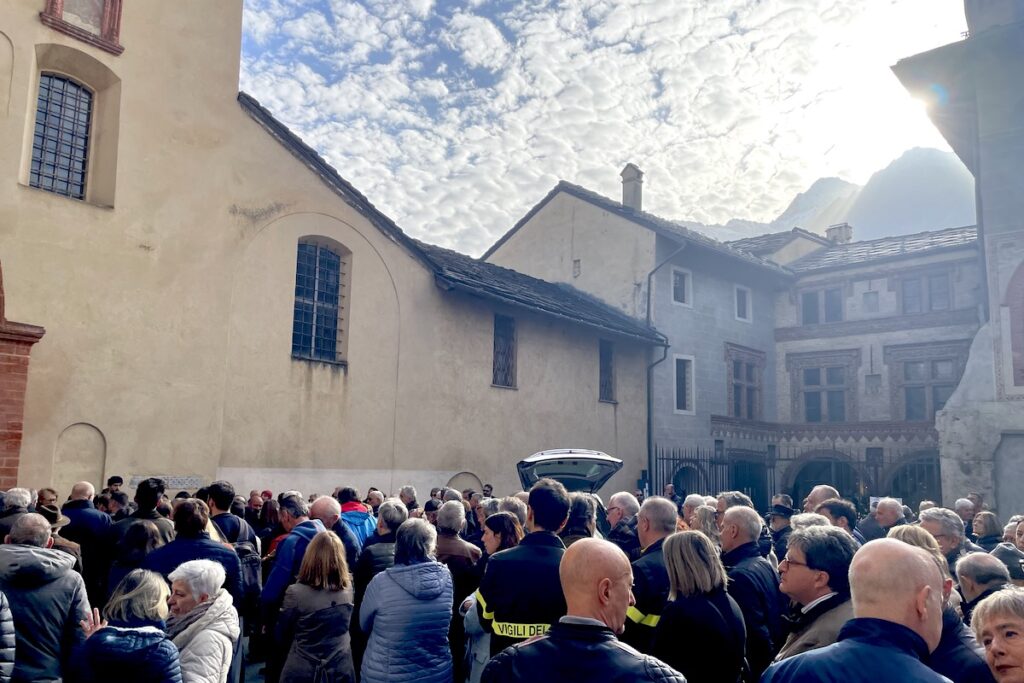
[493,315,517,387]
[599,340,615,402]
[292,242,345,363]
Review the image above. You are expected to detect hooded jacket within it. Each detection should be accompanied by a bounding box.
[359,560,453,683]
[340,504,376,547]
[75,619,182,683]
[171,589,240,683]
[0,544,90,683]
[262,519,326,617]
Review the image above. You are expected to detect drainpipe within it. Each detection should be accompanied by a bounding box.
[645,242,687,496]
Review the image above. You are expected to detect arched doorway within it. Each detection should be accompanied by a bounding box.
[886,452,941,510]
[789,456,864,509]
[447,471,483,494]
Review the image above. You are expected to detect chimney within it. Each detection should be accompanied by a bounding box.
[620,163,643,211]
[827,223,853,244]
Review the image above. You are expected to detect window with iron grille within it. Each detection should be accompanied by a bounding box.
[599,340,615,402]
[492,314,516,387]
[30,74,92,200]
[674,356,694,413]
[292,241,347,363]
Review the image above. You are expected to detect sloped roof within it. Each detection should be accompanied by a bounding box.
[727,228,831,256]
[237,92,663,346]
[482,181,791,277]
[416,240,665,345]
[788,225,978,273]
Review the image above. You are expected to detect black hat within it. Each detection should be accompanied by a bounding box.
[768,504,794,519]
[37,504,70,530]
[992,543,1024,581]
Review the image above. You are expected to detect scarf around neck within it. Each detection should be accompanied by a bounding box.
[167,595,215,639]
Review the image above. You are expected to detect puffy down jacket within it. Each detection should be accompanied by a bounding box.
[0,591,13,683]
[359,561,453,683]
[75,619,182,683]
[171,589,239,683]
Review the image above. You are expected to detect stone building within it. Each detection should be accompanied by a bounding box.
[0,1,660,498]
[487,171,984,510]
[894,0,1024,513]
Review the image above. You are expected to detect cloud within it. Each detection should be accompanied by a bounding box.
[241,0,966,255]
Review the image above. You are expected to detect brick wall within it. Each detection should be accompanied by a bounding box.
[0,264,44,488]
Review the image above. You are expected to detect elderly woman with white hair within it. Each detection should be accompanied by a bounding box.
[972,585,1024,683]
[360,518,453,683]
[167,559,239,683]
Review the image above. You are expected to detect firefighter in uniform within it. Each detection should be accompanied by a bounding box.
[620,496,677,653]
[476,478,571,655]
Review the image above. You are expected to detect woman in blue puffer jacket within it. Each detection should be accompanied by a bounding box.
[75,569,183,683]
[360,517,453,683]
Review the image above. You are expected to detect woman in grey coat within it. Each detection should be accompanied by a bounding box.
[360,518,453,683]
[276,531,356,683]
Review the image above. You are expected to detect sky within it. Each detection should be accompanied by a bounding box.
[240,0,968,256]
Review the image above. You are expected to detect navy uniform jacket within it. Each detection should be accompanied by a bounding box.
[621,537,669,654]
[475,531,567,656]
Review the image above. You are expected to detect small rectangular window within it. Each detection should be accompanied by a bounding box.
[825,367,844,385]
[905,386,927,420]
[801,291,819,325]
[745,387,756,419]
[824,288,843,323]
[672,269,692,306]
[804,391,822,422]
[675,357,694,412]
[735,285,752,322]
[827,390,846,422]
[733,384,742,418]
[929,274,951,311]
[733,361,742,379]
[492,315,517,388]
[862,290,879,313]
[803,368,821,386]
[902,279,923,314]
[599,340,615,402]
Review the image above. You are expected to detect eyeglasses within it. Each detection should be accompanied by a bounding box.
[780,556,812,570]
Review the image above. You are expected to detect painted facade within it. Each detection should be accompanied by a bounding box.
[0,1,656,499]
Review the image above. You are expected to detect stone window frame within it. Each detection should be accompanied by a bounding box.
[599,339,615,403]
[40,0,125,56]
[674,354,696,415]
[785,348,861,423]
[670,266,693,308]
[492,314,517,388]
[725,343,765,420]
[883,340,971,422]
[291,237,351,366]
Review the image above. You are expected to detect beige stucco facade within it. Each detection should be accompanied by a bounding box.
[0,0,650,499]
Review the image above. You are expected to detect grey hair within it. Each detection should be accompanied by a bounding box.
[498,496,527,526]
[169,559,226,601]
[394,518,437,565]
[400,485,417,500]
[724,506,762,541]
[683,494,705,509]
[313,495,341,517]
[956,552,1010,587]
[972,586,1024,642]
[377,499,408,533]
[470,492,483,504]
[279,494,310,519]
[876,497,903,514]
[9,513,51,547]
[717,490,754,510]
[481,498,501,517]
[442,488,462,502]
[437,500,466,533]
[954,498,974,512]
[791,513,831,530]
[640,497,678,534]
[609,492,641,517]
[703,496,717,506]
[920,507,965,540]
[3,488,31,510]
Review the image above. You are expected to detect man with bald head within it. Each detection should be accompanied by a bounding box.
[762,539,950,682]
[857,497,905,542]
[310,494,362,571]
[605,491,641,559]
[802,485,840,513]
[60,480,111,606]
[720,505,785,677]
[481,538,685,682]
[621,496,676,653]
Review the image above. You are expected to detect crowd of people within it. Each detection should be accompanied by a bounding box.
[0,475,1023,683]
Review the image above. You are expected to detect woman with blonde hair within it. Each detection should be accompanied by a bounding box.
[76,569,182,682]
[691,504,720,548]
[653,531,746,683]
[276,530,356,683]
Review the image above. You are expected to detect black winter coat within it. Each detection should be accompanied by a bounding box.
[354,533,397,605]
[73,619,182,683]
[621,538,669,654]
[482,620,686,683]
[930,606,995,682]
[0,591,13,683]
[721,541,784,678]
[606,516,641,560]
[653,587,745,683]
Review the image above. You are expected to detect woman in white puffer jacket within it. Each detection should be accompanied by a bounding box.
[167,560,240,683]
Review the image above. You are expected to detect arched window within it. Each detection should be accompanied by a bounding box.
[292,239,349,363]
[30,73,93,200]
